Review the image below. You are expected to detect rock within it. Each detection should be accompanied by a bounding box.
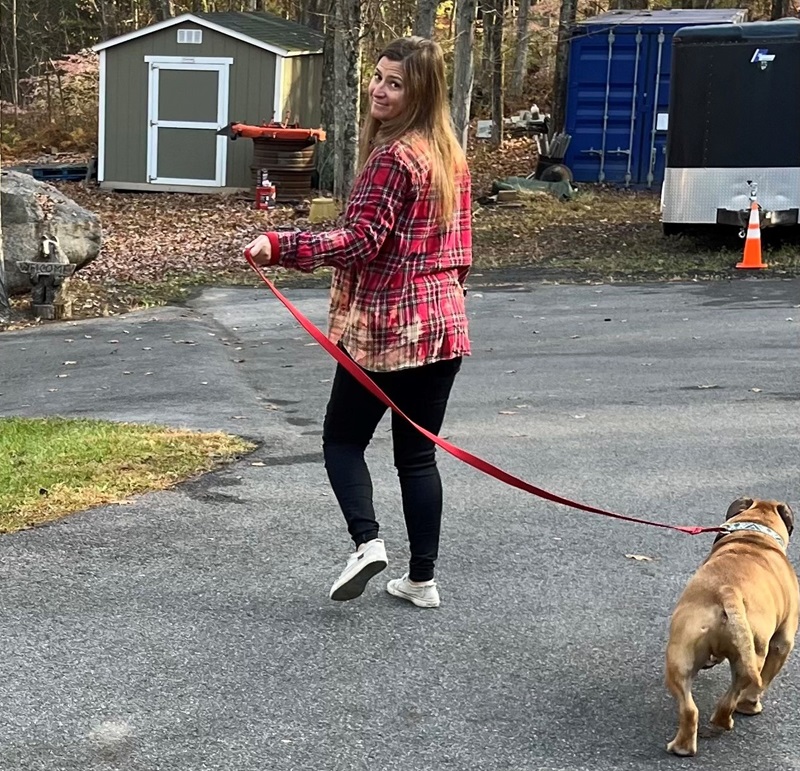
[1,169,101,296]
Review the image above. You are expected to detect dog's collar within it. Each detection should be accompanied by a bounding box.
[716,520,785,549]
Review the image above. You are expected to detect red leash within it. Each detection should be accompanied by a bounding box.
[244,250,721,538]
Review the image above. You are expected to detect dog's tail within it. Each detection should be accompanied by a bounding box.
[719,585,762,689]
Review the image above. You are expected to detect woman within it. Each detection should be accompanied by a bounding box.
[245,36,472,608]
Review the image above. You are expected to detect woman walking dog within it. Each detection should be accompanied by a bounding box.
[245,36,472,608]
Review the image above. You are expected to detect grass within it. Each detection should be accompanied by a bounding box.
[0,417,255,534]
[470,187,800,280]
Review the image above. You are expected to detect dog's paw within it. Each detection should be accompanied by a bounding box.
[709,713,734,732]
[735,698,763,716]
[666,738,697,756]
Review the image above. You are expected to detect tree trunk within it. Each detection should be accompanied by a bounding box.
[510,0,531,98]
[0,199,9,324]
[479,0,493,89]
[414,0,439,38]
[300,0,327,31]
[551,0,577,134]
[488,0,504,146]
[451,0,476,150]
[332,0,361,200]
[149,0,171,22]
[11,0,20,104]
[771,0,790,18]
[316,0,335,192]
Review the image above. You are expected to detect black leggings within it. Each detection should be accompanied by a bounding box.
[322,355,462,582]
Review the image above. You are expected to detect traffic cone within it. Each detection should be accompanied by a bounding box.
[736,201,767,269]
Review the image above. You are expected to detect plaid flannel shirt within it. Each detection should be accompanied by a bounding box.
[269,136,472,372]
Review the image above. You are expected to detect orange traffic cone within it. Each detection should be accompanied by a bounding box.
[736,200,767,269]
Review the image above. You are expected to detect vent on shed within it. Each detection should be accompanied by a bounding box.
[177,29,202,44]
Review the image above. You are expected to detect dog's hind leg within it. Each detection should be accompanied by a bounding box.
[738,627,796,715]
[710,655,764,730]
[665,649,700,756]
[711,588,763,730]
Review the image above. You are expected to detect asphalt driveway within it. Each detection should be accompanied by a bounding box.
[1,274,799,771]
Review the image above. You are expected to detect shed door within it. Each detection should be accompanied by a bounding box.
[146,58,231,187]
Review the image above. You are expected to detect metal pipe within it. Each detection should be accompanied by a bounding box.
[598,29,614,184]
[647,29,664,188]
[625,29,642,187]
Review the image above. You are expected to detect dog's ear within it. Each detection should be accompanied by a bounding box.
[777,503,794,537]
[726,497,754,520]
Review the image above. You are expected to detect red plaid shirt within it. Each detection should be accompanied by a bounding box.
[267,136,472,372]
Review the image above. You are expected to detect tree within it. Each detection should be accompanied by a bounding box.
[771,0,791,17]
[331,0,361,200]
[149,0,172,21]
[486,0,504,146]
[551,0,577,134]
[450,0,475,150]
[0,200,9,324]
[414,0,439,38]
[510,0,531,99]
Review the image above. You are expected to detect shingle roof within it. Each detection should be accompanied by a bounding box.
[197,11,323,54]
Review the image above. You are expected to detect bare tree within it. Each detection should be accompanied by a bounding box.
[450,0,475,151]
[149,0,172,22]
[316,0,335,191]
[510,0,531,99]
[479,0,492,89]
[0,199,9,324]
[551,0,577,134]
[486,0,504,146]
[771,0,791,17]
[10,0,20,103]
[331,0,362,199]
[299,0,327,31]
[414,0,439,38]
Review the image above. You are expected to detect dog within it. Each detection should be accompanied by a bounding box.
[665,497,798,756]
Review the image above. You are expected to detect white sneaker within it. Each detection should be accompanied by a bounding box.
[386,573,440,608]
[329,539,388,601]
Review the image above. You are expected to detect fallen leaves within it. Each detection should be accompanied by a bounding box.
[625,554,654,562]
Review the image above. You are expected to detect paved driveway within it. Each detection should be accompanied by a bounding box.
[1,275,799,770]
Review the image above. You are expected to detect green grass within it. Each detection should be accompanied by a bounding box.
[0,417,255,534]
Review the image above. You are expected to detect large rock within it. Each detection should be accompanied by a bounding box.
[1,169,101,295]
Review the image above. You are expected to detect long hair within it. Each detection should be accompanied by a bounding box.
[358,37,466,228]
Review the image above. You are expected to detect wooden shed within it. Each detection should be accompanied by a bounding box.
[92,11,323,193]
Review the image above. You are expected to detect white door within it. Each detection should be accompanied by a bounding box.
[145,56,232,187]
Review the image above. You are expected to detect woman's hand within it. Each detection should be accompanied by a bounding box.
[244,234,273,266]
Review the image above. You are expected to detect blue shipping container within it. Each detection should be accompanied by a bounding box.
[563,9,747,187]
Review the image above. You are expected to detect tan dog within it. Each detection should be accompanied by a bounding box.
[665,497,798,756]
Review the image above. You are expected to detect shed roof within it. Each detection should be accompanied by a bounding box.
[196,12,323,53]
[93,11,323,57]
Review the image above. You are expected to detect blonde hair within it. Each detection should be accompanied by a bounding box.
[358,36,466,228]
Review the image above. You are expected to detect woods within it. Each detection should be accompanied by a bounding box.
[1,0,797,197]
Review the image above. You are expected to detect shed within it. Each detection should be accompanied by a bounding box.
[92,11,324,193]
[562,9,747,187]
